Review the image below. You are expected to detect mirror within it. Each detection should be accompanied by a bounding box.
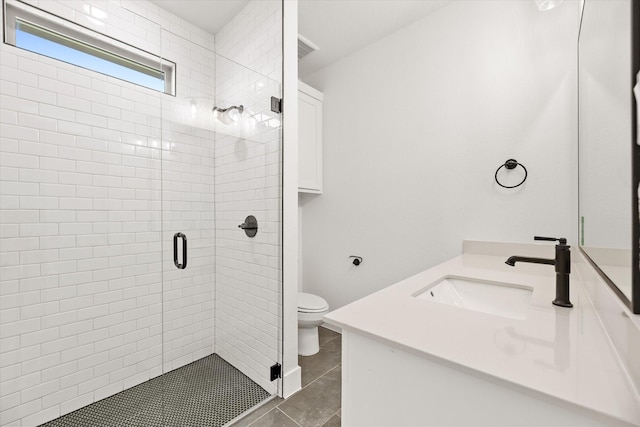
[578,0,639,313]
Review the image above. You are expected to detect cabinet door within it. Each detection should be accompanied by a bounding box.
[299,86,323,193]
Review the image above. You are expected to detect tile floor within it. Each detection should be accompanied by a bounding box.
[231,327,342,427]
[39,354,270,427]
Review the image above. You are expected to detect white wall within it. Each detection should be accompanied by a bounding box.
[301,0,580,311]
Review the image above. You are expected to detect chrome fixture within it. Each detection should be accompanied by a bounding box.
[505,236,573,308]
[213,104,244,125]
[535,0,564,11]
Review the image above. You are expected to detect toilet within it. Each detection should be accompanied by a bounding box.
[298,292,330,356]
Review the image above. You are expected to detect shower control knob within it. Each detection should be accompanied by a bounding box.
[238,215,258,237]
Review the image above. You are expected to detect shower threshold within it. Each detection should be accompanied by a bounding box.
[39,354,271,427]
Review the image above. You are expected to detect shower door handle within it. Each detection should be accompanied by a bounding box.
[173,232,187,269]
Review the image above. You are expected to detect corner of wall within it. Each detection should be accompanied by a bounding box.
[282,0,302,398]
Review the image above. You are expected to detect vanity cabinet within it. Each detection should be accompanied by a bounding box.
[325,242,640,427]
[341,331,632,427]
[298,81,323,194]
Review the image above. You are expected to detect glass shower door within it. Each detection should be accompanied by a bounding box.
[212,54,283,399]
[157,28,282,425]
[0,3,165,425]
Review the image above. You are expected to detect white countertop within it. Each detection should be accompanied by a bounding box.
[324,241,640,426]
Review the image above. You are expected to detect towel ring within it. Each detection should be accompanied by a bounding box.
[495,159,527,189]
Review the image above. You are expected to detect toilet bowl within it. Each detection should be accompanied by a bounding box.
[298,292,329,356]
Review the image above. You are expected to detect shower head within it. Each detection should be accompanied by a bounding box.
[212,105,244,125]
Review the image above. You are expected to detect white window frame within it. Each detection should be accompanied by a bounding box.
[3,0,176,96]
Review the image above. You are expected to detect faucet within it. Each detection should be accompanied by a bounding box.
[505,236,573,308]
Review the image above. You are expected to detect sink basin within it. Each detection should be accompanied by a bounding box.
[413,276,533,320]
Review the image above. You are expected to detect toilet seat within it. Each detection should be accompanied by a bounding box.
[298,292,329,313]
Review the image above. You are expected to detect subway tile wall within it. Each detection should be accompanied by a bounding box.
[0,0,282,425]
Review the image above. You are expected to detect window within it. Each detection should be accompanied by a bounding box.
[4,0,175,95]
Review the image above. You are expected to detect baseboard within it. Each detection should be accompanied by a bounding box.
[282,365,301,398]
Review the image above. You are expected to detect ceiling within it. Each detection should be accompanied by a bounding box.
[298,0,450,77]
[149,0,250,35]
[148,0,450,77]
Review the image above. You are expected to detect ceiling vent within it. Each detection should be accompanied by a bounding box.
[298,34,318,60]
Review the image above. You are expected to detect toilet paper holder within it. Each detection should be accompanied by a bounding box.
[349,255,363,266]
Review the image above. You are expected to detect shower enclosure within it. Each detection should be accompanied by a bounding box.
[0,0,283,425]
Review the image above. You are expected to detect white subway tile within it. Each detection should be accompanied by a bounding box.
[75,87,107,104]
[17,85,56,105]
[41,385,78,408]
[21,327,59,347]
[19,168,58,184]
[0,166,19,181]
[59,198,93,210]
[41,285,77,302]
[40,157,76,173]
[39,129,76,147]
[40,183,76,197]
[19,223,59,237]
[21,353,61,376]
[0,94,39,114]
[57,146,93,162]
[20,249,58,265]
[0,108,18,125]
[0,181,39,196]
[58,120,92,137]
[0,195,19,209]
[40,311,76,329]
[41,336,77,356]
[59,368,93,389]
[57,271,92,287]
[57,94,91,112]
[78,374,109,395]
[59,172,92,185]
[76,111,108,128]
[39,75,75,96]
[0,391,20,412]
[39,236,76,250]
[18,112,57,131]
[19,275,58,293]
[39,104,75,122]
[76,136,107,152]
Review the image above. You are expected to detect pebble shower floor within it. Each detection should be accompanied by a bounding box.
[38,354,271,427]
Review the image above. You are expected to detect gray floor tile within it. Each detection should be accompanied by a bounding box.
[299,336,341,387]
[230,397,284,427]
[318,327,340,347]
[278,366,341,427]
[321,415,341,427]
[248,408,300,427]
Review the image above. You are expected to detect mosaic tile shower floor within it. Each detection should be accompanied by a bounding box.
[39,354,271,427]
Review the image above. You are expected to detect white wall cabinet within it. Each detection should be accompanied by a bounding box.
[298,81,323,193]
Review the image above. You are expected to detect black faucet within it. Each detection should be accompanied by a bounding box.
[505,236,573,308]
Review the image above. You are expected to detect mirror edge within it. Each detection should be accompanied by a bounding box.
[578,0,640,314]
[632,0,640,314]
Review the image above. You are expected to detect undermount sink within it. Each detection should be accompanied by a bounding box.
[413,276,533,320]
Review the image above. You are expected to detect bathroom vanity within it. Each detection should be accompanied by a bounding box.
[324,241,640,427]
